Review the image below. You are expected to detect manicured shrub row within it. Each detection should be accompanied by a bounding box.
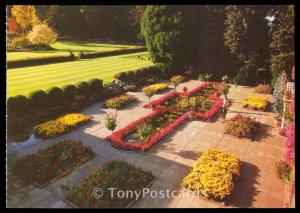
[7,55,76,69]
[106,82,223,152]
[182,149,240,201]
[104,94,136,109]
[7,47,146,69]
[80,46,147,59]
[114,66,162,85]
[224,114,259,139]
[33,113,92,139]
[242,96,269,111]
[66,160,154,208]
[13,140,95,186]
[254,84,272,94]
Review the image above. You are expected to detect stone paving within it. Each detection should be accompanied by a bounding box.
[6,80,287,208]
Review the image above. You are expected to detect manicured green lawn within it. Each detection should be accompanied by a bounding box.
[7,40,143,62]
[7,52,153,97]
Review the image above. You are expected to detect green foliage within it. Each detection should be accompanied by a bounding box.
[77,81,90,98]
[270,6,294,80]
[275,160,292,182]
[7,95,30,117]
[28,90,49,109]
[47,87,64,110]
[272,71,287,115]
[105,112,117,132]
[142,6,195,73]
[133,122,155,141]
[232,63,249,85]
[88,78,103,95]
[62,85,77,103]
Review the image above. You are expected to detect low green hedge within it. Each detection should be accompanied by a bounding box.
[7,55,76,69]
[8,47,147,69]
[80,47,147,59]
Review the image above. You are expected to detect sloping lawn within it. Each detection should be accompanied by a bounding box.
[7,52,153,97]
[7,40,143,62]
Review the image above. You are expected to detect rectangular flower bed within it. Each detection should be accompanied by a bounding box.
[107,82,224,152]
[242,96,269,111]
[104,94,136,109]
[13,140,95,187]
[181,149,240,202]
[33,113,92,139]
[65,160,155,208]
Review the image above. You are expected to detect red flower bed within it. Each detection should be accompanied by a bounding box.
[143,90,178,108]
[107,82,224,152]
[195,95,223,120]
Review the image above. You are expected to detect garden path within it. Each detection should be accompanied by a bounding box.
[7,80,286,208]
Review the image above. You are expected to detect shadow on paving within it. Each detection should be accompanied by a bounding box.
[226,161,260,208]
[253,123,272,142]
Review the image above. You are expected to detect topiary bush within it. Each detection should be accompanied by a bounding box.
[88,78,103,98]
[28,90,49,111]
[114,72,128,82]
[77,81,90,98]
[62,85,78,104]
[7,95,30,117]
[47,87,64,112]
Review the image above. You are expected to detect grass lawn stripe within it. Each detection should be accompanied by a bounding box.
[8,58,153,96]
[8,51,148,77]
[8,61,151,92]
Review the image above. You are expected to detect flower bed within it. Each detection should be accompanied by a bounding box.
[33,113,92,139]
[224,114,259,139]
[182,149,240,201]
[254,84,272,94]
[142,83,169,94]
[107,82,223,151]
[242,96,269,111]
[13,140,95,186]
[104,94,136,109]
[66,160,155,208]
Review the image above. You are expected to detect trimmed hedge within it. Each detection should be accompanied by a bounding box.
[7,55,76,69]
[8,47,147,69]
[28,90,49,110]
[88,78,103,95]
[7,95,30,117]
[77,81,90,97]
[80,47,146,59]
[62,85,78,103]
[114,65,162,84]
[47,87,64,109]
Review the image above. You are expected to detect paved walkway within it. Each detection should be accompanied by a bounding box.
[6,80,286,208]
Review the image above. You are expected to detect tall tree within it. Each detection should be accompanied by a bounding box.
[11,5,40,33]
[141,5,199,74]
[270,5,294,81]
[130,5,146,40]
[223,5,271,84]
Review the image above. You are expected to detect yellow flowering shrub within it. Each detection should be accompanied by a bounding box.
[143,83,168,94]
[182,149,240,200]
[34,113,92,138]
[242,96,269,110]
